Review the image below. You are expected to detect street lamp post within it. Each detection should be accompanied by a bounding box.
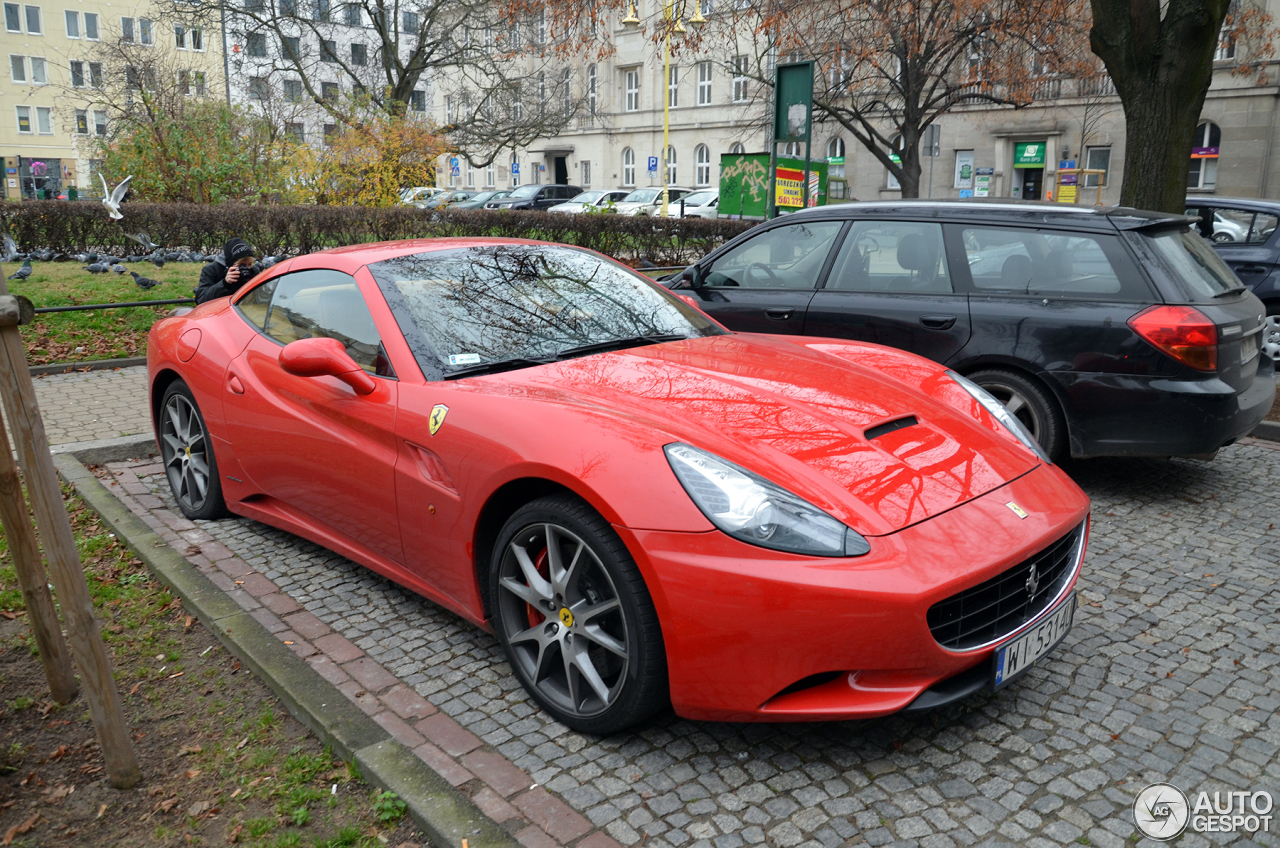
[624,1,703,217]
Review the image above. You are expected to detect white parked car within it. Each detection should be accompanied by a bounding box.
[401,187,445,206]
[548,189,632,214]
[672,190,718,219]
[611,187,696,216]
[1211,211,1249,243]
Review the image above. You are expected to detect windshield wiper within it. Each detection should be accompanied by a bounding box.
[443,356,558,380]
[555,334,690,360]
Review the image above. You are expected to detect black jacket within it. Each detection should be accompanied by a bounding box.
[195,257,261,304]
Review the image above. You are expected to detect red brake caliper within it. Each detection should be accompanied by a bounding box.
[525,548,550,628]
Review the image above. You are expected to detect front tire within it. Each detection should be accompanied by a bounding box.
[967,368,1067,462]
[490,495,668,734]
[1263,302,1280,364]
[159,380,228,520]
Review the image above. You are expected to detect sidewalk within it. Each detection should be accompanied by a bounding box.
[29,364,151,446]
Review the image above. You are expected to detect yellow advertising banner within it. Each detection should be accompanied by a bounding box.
[775,167,805,207]
[1056,185,1078,203]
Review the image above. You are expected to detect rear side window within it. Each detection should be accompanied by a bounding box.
[1139,226,1244,298]
[956,226,1148,300]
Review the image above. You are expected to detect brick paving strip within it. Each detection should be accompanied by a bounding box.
[55,439,1280,848]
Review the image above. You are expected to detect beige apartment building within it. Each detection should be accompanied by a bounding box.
[460,7,1280,209]
[0,0,224,199]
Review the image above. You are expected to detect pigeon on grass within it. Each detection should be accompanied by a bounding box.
[130,271,160,290]
[7,258,31,281]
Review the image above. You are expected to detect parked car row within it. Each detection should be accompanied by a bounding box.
[402,183,724,218]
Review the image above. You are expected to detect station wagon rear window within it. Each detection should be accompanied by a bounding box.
[1141,226,1245,298]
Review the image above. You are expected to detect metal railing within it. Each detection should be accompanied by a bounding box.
[32,298,195,314]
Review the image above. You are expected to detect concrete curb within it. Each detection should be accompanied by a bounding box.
[30,356,147,376]
[1252,420,1280,443]
[50,433,156,463]
[55,451,521,848]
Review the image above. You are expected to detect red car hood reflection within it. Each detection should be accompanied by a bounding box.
[463,334,1038,536]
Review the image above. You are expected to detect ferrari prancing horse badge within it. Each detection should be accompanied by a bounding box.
[429,404,449,436]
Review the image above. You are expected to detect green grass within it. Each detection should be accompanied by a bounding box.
[2,260,203,364]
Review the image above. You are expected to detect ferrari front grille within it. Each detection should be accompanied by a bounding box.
[927,522,1084,651]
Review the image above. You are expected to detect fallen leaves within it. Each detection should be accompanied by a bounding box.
[49,745,68,762]
[97,803,108,819]
[180,745,203,756]
[44,784,74,804]
[227,823,243,843]
[2,812,39,845]
[186,799,217,818]
[235,737,249,751]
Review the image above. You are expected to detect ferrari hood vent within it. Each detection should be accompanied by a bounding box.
[864,416,918,441]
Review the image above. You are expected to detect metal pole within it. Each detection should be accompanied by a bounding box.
[765,44,778,220]
[660,0,671,218]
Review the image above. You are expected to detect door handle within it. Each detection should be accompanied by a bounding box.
[228,374,245,395]
[920,315,957,330]
[1236,265,1268,274]
[764,307,794,320]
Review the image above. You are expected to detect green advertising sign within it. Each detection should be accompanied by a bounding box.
[721,153,826,219]
[773,62,814,143]
[1014,142,1046,168]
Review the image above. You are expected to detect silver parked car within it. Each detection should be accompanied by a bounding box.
[548,189,632,214]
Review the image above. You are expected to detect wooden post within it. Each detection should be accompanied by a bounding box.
[0,405,78,704]
[0,286,141,789]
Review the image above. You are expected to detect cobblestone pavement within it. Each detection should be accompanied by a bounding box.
[106,441,1280,848]
[23,365,150,445]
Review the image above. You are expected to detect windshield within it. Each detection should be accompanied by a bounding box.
[507,185,542,199]
[569,191,606,203]
[368,245,724,379]
[1141,226,1244,298]
[622,189,660,204]
[683,191,716,206]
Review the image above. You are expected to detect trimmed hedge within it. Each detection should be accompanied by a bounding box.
[0,201,757,266]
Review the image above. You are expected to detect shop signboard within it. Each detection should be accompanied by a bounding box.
[1014,142,1046,168]
[954,150,975,189]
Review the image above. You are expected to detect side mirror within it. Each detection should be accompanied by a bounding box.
[279,337,376,395]
[680,266,701,288]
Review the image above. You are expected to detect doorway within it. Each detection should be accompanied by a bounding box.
[554,156,568,185]
[1021,168,1044,201]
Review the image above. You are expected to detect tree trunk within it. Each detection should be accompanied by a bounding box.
[1090,0,1230,213]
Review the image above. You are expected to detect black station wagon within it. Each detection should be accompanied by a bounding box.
[669,200,1276,461]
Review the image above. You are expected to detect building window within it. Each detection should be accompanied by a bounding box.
[510,20,520,50]
[666,145,677,185]
[625,69,639,112]
[24,4,38,33]
[511,152,520,187]
[280,0,297,14]
[410,89,426,112]
[485,161,495,186]
[4,3,19,31]
[623,147,634,186]
[35,107,53,133]
[668,64,678,108]
[283,78,302,101]
[729,142,744,154]
[828,137,847,198]
[402,10,417,31]
[466,161,475,187]
[94,109,106,135]
[581,160,591,187]
[88,61,100,86]
[697,61,711,105]
[695,144,710,186]
[175,24,185,48]
[321,39,337,62]
[246,32,266,57]
[285,122,304,142]
[193,70,205,95]
[562,68,571,117]
[511,85,522,120]
[699,0,712,13]
[248,77,269,100]
[75,108,87,133]
[83,11,96,37]
[323,123,336,146]
[64,9,77,36]
[9,54,25,82]
[352,43,366,65]
[140,17,152,44]
[587,64,597,116]
[321,81,338,102]
[445,95,453,123]
[732,55,749,102]
[1084,146,1110,187]
[178,69,190,94]
[190,27,201,49]
[281,35,299,57]
[15,105,30,132]
[1188,121,1220,190]
[536,10,546,44]
[538,72,546,114]
[313,0,329,21]
[69,59,83,86]
[344,3,359,25]
[120,15,133,42]
[29,56,44,83]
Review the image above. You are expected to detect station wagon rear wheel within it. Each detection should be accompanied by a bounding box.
[491,495,667,734]
[968,369,1066,462]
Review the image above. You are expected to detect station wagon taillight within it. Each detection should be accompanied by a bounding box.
[1127,305,1218,371]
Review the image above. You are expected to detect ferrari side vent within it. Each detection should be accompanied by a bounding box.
[927,522,1084,651]
[865,416,918,441]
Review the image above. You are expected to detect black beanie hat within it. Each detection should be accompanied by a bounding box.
[224,238,254,265]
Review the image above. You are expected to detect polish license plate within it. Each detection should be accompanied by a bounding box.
[992,593,1076,689]
[1242,332,1259,363]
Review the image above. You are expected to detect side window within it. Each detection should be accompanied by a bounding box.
[1249,213,1278,244]
[825,222,951,293]
[958,226,1144,299]
[703,221,843,289]
[237,278,277,330]
[252,270,384,373]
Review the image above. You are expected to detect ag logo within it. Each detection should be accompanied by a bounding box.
[1134,783,1190,840]
[428,404,449,436]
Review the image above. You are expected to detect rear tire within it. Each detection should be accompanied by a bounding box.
[159,380,228,521]
[489,495,668,734]
[966,369,1067,462]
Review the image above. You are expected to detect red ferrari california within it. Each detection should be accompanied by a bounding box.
[148,239,1090,733]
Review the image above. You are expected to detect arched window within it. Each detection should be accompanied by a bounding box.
[783,141,802,157]
[623,147,635,186]
[728,142,745,155]
[827,137,847,199]
[1189,121,1221,190]
[666,145,677,185]
[511,152,520,187]
[695,144,710,186]
[486,161,495,186]
[827,137,845,159]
